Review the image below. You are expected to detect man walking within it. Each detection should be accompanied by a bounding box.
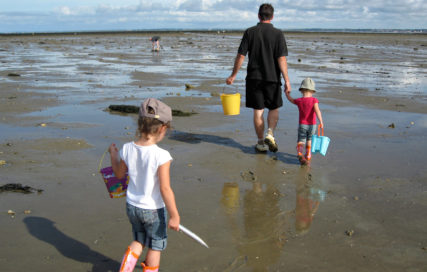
[226,3,291,153]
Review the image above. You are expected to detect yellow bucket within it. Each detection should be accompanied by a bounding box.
[220,93,240,115]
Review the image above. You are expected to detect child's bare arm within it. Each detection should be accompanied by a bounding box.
[109,143,127,179]
[314,103,324,128]
[158,161,180,231]
[285,91,295,104]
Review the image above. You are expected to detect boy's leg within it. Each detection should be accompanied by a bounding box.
[297,125,307,158]
[297,142,307,165]
[119,241,143,272]
[141,249,161,272]
[306,139,312,161]
[297,125,309,164]
[297,142,306,165]
[297,142,305,157]
[305,125,316,161]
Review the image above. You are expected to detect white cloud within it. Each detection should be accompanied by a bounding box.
[55,5,95,16]
[59,6,72,16]
[0,0,426,32]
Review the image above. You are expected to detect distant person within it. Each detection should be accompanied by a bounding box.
[109,98,180,272]
[285,77,324,165]
[150,36,161,51]
[226,3,291,153]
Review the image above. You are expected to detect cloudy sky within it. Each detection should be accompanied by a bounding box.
[1,0,426,33]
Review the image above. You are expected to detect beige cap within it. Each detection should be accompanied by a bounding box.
[139,98,172,123]
[299,77,316,92]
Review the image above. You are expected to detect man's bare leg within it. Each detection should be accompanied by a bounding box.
[267,108,279,133]
[253,109,265,140]
[253,109,268,152]
[264,108,279,152]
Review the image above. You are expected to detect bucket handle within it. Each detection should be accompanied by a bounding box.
[98,147,109,172]
[317,124,324,136]
[221,85,239,94]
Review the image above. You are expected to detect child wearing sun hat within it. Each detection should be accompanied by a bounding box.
[285,78,324,164]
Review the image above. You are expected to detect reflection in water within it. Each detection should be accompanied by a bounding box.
[241,181,286,271]
[221,182,240,215]
[221,177,288,271]
[295,166,326,235]
[221,164,329,271]
[151,50,161,63]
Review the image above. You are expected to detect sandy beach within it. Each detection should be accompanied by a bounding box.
[0,32,426,271]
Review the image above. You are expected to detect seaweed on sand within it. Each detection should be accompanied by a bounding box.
[0,183,43,194]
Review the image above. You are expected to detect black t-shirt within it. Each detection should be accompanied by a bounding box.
[238,23,288,83]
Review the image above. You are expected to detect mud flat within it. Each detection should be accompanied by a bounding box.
[0,32,426,271]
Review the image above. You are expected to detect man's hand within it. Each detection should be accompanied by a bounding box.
[226,76,235,85]
[284,80,291,93]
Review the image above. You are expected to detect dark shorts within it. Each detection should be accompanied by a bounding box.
[246,79,283,110]
[126,203,168,251]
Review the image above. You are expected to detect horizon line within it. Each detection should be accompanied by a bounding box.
[1,28,426,36]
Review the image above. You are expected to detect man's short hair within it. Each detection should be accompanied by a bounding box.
[258,3,274,21]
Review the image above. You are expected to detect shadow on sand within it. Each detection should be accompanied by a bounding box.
[23,216,120,272]
[169,130,299,165]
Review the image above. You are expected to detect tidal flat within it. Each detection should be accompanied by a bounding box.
[0,32,426,271]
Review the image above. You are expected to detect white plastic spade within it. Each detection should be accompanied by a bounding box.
[179,224,209,248]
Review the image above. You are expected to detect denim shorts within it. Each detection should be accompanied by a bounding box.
[126,203,168,251]
[297,124,316,143]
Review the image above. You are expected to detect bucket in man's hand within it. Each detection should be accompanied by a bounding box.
[311,125,330,156]
[220,93,240,115]
[98,149,129,198]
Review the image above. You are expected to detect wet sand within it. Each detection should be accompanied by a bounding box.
[0,32,426,271]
